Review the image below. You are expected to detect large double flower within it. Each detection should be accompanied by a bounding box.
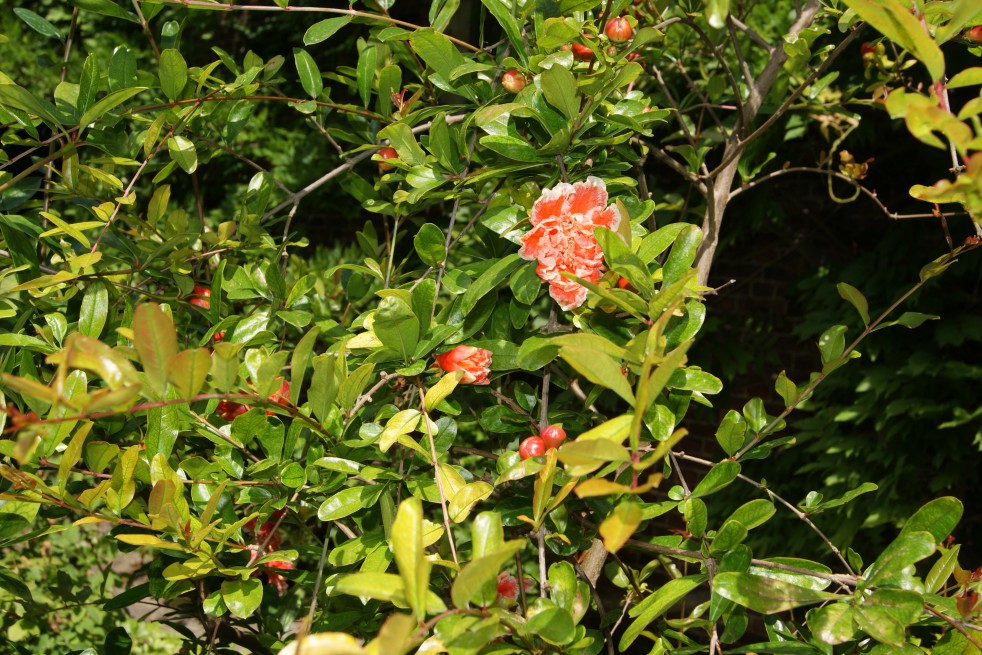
[519,176,621,311]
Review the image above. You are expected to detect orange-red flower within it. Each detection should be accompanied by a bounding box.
[246,509,294,594]
[519,176,621,310]
[495,571,534,606]
[434,345,492,385]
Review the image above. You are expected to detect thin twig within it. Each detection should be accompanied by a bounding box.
[674,451,855,575]
[145,0,483,53]
[417,382,459,565]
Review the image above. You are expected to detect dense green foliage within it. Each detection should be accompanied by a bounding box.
[1,1,981,654]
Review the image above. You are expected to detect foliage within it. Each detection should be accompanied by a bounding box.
[1,0,981,654]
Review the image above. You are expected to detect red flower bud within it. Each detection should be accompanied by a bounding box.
[190,284,211,309]
[495,571,534,603]
[377,146,398,171]
[965,26,982,45]
[519,436,546,459]
[266,379,291,415]
[540,424,567,450]
[571,43,595,61]
[501,69,527,94]
[216,399,248,421]
[434,345,493,385]
[605,17,633,44]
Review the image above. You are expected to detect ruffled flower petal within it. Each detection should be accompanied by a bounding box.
[519,177,621,310]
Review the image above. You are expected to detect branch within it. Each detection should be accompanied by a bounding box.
[261,115,465,223]
[144,1,483,53]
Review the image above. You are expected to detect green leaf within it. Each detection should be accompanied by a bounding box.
[726,499,776,531]
[818,324,847,366]
[900,496,962,543]
[109,46,137,92]
[357,44,378,108]
[0,82,63,128]
[925,544,959,593]
[774,370,797,408]
[146,392,180,458]
[524,606,576,645]
[293,47,323,98]
[557,438,631,476]
[456,254,523,318]
[414,223,446,267]
[855,605,905,646]
[713,572,839,615]
[210,342,240,393]
[690,460,740,499]
[158,49,187,101]
[559,345,634,405]
[865,530,936,587]
[336,573,447,615]
[133,303,179,397]
[705,0,730,29]
[596,227,652,295]
[711,520,749,554]
[480,0,527,64]
[77,55,99,115]
[337,572,408,605]
[749,558,834,590]
[78,283,109,339]
[480,134,540,162]
[621,575,707,649]
[303,15,353,45]
[318,486,375,521]
[451,540,524,608]
[800,482,878,513]
[638,223,689,263]
[424,371,463,412]
[715,410,747,456]
[662,225,702,285]
[873,311,939,331]
[221,578,263,619]
[840,0,944,81]
[167,135,198,174]
[79,86,146,131]
[14,8,63,40]
[471,512,504,559]
[392,497,430,617]
[540,65,579,122]
[374,295,419,362]
[290,326,319,403]
[408,29,474,100]
[809,603,857,645]
[0,567,33,603]
[104,627,132,655]
[167,349,211,399]
[837,282,870,326]
[378,122,427,167]
[71,0,139,23]
[600,500,643,554]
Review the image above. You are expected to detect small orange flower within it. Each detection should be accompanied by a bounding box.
[519,177,621,310]
[434,345,492,385]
